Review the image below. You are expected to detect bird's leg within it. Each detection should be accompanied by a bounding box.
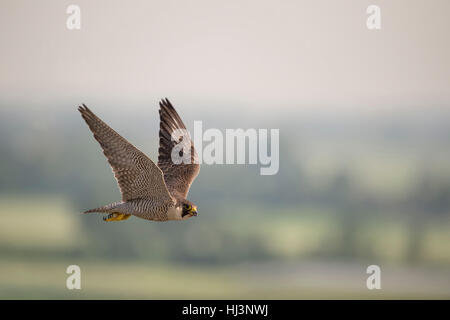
[103,213,131,222]
[117,214,131,221]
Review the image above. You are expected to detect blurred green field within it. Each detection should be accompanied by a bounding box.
[2,257,450,299]
[1,107,450,299]
[1,195,449,299]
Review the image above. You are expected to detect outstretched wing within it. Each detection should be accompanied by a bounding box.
[158,98,200,200]
[79,104,174,204]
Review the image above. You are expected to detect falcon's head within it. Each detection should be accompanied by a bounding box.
[181,200,198,219]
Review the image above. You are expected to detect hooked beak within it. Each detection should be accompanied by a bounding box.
[191,206,198,216]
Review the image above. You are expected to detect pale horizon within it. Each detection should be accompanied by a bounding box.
[1,0,449,113]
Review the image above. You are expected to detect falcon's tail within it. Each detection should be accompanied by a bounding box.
[83,202,123,214]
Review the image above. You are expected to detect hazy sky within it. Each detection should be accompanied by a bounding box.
[1,0,449,113]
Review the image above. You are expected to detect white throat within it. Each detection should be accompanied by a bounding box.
[167,206,183,220]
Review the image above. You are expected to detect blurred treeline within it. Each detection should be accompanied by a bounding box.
[1,104,450,267]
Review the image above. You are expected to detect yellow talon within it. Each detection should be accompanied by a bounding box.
[118,214,131,221]
[103,213,131,222]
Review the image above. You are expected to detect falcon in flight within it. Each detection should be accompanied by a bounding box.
[78,98,200,222]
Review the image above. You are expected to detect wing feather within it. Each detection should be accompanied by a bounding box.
[79,104,174,204]
[157,98,200,200]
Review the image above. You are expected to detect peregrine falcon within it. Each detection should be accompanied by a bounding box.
[78,98,200,222]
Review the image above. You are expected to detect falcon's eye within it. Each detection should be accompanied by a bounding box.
[184,204,191,210]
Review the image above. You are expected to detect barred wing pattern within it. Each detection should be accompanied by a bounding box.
[79,105,174,204]
[158,98,200,200]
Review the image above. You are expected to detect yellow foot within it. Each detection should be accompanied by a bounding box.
[103,213,131,222]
